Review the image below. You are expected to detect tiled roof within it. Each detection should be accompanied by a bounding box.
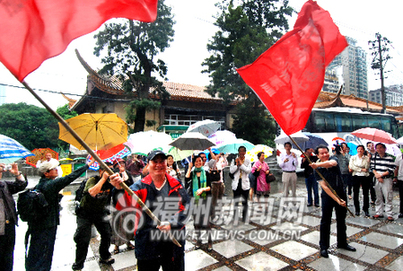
[315,91,403,114]
[74,49,221,103]
[162,82,221,102]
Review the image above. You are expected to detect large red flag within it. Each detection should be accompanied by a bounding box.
[237,0,347,135]
[0,0,158,82]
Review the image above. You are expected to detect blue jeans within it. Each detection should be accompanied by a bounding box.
[305,174,319,205]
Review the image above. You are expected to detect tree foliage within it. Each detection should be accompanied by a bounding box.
[203,0,293,144]
[93,0,174,132]
[0,103,60,151]
[56,104,78,120]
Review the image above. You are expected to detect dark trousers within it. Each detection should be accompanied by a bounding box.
[137,254,184,271]
[0,223,15,271]
[305,174,319,205]
[399,181,403,214]
[353,175,370,213]
[341,174,353,196]
[369,173,376,203]
[319,191,347,250]
[73,214,112,269]
[25,226,57,271]
[233,179,249,223]
[211,182,224,219]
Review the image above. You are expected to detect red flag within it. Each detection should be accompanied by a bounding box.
[0,0,158,82]
[237,0,347,135]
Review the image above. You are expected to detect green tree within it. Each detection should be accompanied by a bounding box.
[56,104,78,120]
[0,103,60,150]
[93,0,174,132]
[202,0,293,144]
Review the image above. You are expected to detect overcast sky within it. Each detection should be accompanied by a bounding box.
[0,0,402,110]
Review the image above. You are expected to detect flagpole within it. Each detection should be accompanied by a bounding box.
[288,136,355,217]
[21,80,182,247]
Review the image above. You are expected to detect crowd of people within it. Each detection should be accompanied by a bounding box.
[2,140,403,269]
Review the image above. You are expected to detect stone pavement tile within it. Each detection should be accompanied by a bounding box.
[385,255,403,271]
[110,250,136,270]
[336,242,388,264]
[185,240,197,250]
[214,240,254,258]
[245,229,282,246]
[377,223,403,236]
[330,223,363,237]
[235,251,289,271]
[213,266,233,271]
[345,216,381,227]
[301,214,321,227]
[359,232,403,249]
[249,215,274,226]
[81,260,100,271]
[271,221,308,232]
[308,254,366,271]
[221,222,256,231]
[185,249,218,270]
[270,240,317,261]
[301,230,337,247]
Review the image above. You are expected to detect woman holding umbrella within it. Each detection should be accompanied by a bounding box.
[166,154,181,180]
[251,152,270,199]
[110,158,135,253]
[349,145,371,217]
[185,155,213,251]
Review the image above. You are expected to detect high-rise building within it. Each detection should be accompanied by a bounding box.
[322,70,340,94]
[369,84,403,106]
[326,37,368,99]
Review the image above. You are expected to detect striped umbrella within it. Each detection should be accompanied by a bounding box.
[0,134,34,164]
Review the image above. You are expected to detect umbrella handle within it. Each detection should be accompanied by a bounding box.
[288,136,355,217]
[21,81,182,247]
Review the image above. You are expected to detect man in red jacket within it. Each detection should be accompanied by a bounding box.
[110,150,189,271]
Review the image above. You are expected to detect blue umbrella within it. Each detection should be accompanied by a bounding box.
[346,142,358,156]
[0,134,34,164]
[217,139,254,154]
[291,132,327,150]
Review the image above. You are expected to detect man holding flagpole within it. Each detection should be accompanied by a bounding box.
[310,145,356,258]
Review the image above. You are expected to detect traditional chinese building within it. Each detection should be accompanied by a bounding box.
[69,51,236,137]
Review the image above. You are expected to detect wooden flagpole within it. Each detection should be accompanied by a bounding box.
[288,136,355,217]
[21,81,182,247]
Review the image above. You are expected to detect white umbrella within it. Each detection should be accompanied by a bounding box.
[208,130,236,147]
[274,131,309,146]
[186,119,221,137]
[217,138,255,154]
[167,147,193,161]
[124,131,172,155]
[396,136,403,145]
[169,132,215,151]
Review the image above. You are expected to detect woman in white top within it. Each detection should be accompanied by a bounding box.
[230,146,251,223]
[349,145,371,217]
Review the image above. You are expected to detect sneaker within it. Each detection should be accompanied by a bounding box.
[373,214,384,219]
[99,257,115,265]
[387,216,394,221]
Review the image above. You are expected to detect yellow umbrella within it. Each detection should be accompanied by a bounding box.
[59,113,128,151]
[246,144,273,162]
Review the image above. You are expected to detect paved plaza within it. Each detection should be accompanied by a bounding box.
[11,176,403,271]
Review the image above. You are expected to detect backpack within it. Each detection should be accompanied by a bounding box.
[74,178,89,214]
[17,188,49,222]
